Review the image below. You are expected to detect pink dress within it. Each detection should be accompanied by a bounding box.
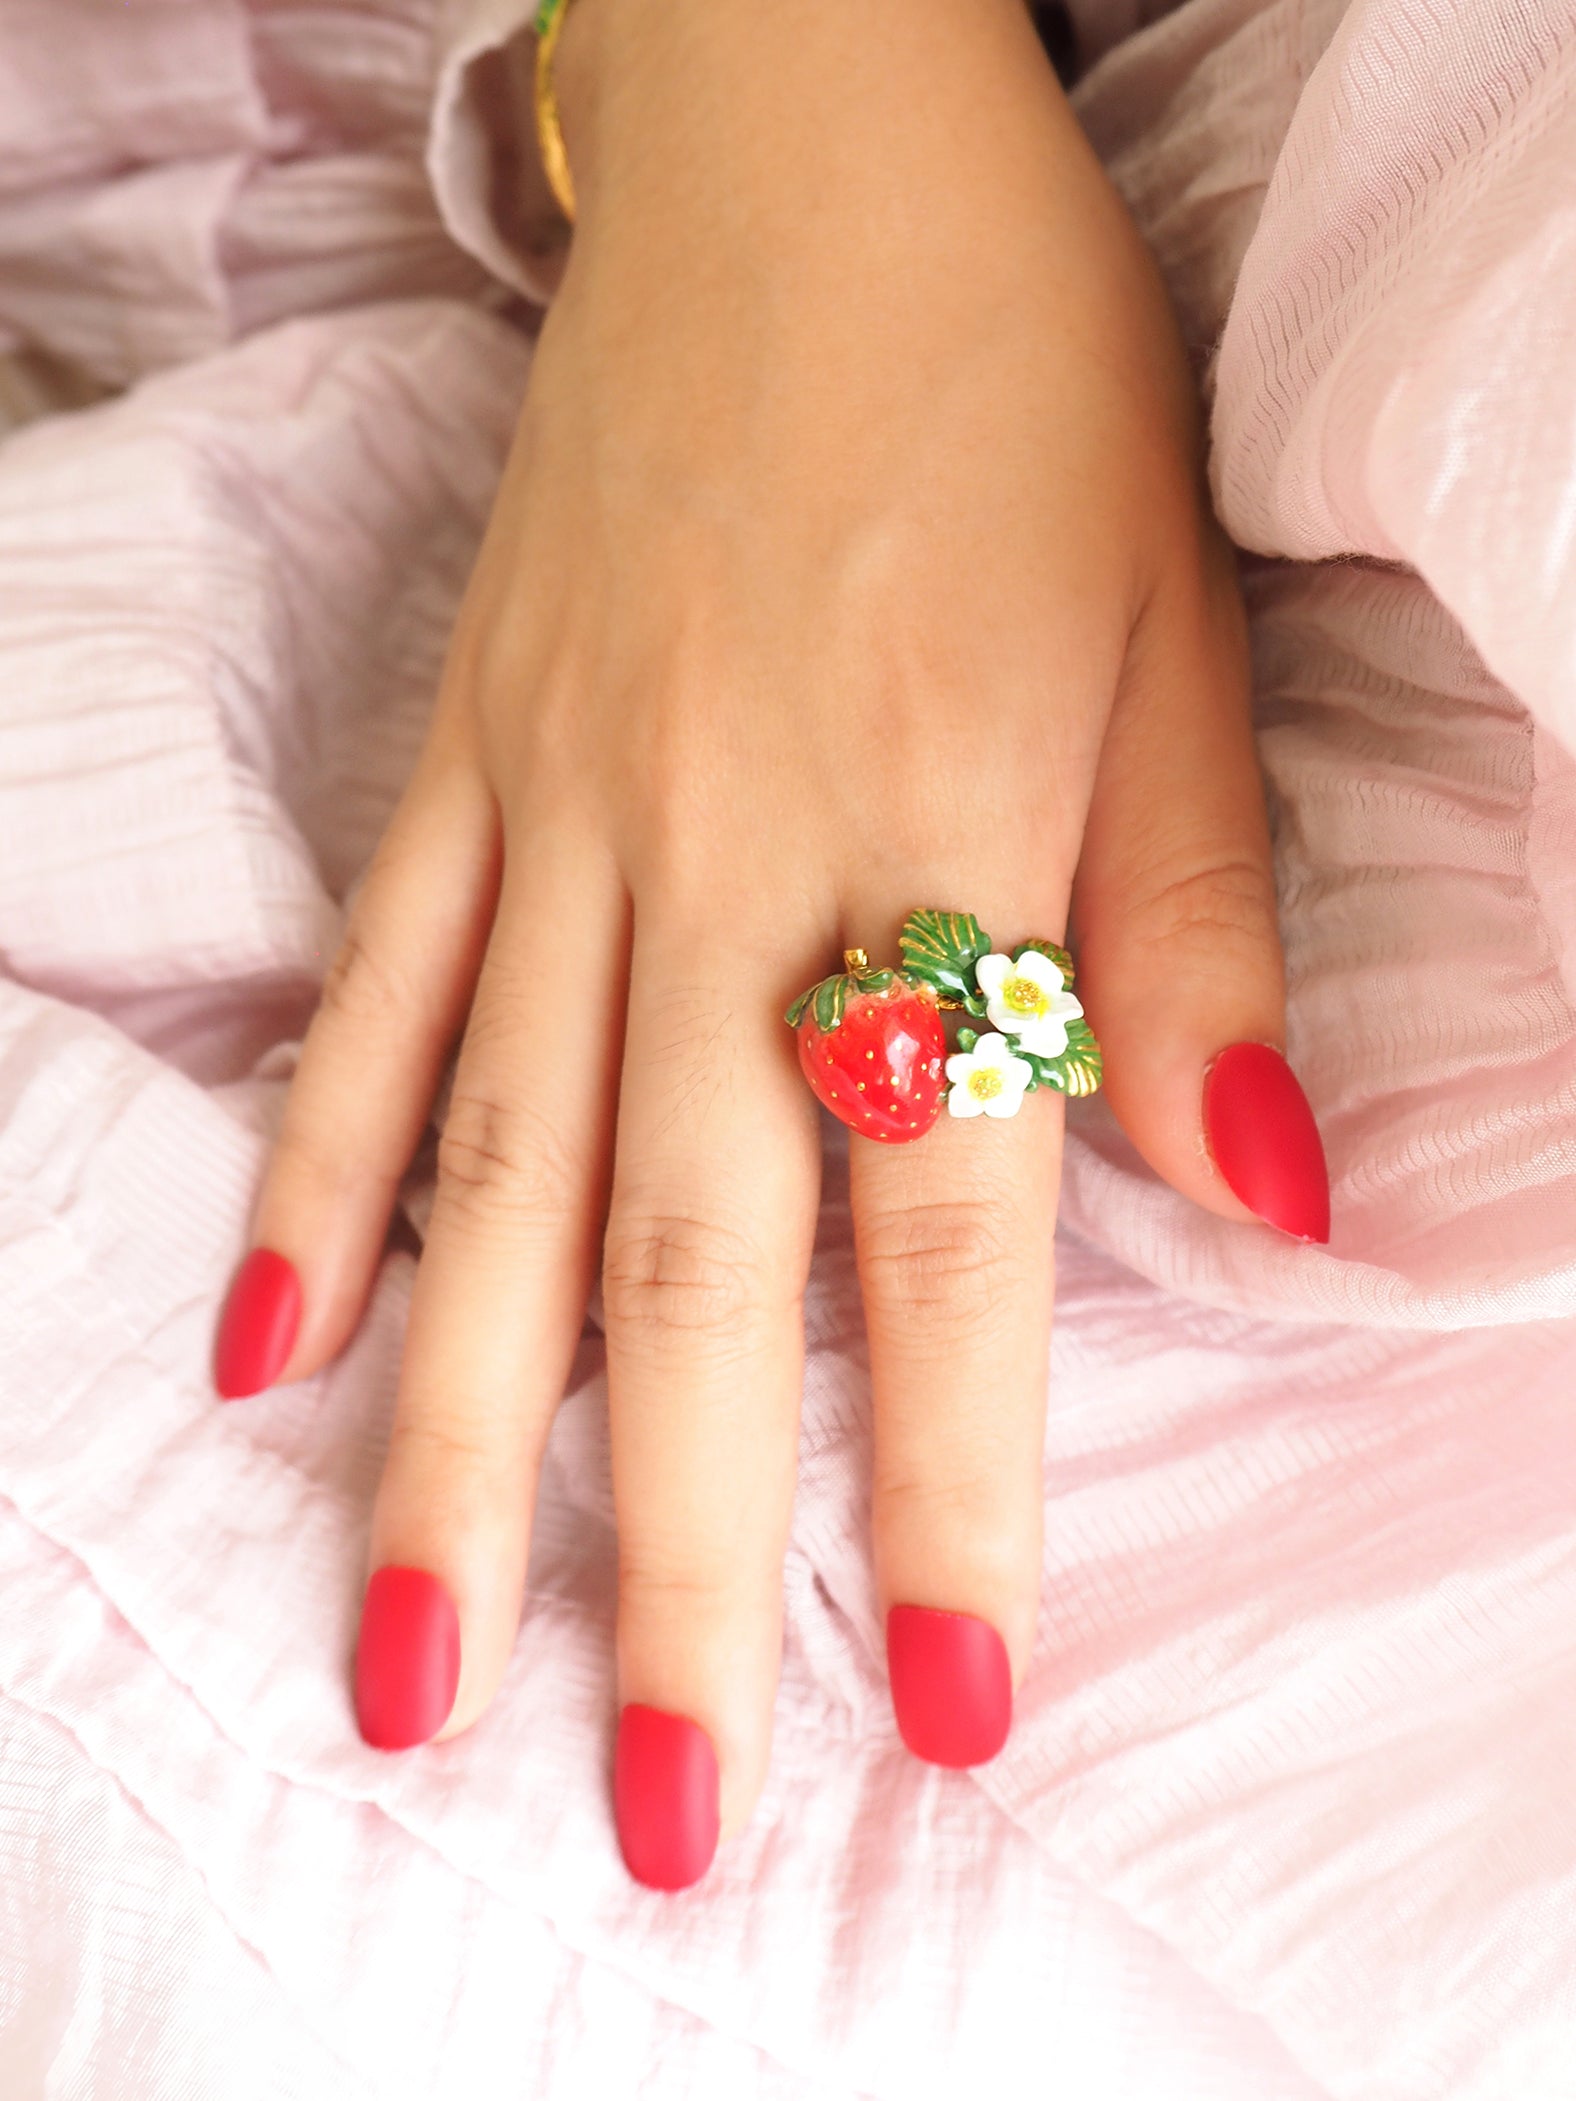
[0,2,1573,2093]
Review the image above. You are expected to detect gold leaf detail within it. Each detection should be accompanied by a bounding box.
[1056,1018,1103,1098]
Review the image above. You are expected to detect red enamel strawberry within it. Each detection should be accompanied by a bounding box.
[785,952,946,1144]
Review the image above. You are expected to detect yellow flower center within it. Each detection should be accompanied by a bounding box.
[1003,975,1046,1016]
[968,1067,1005,1101]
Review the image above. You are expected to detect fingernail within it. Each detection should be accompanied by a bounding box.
[214,1248,302,1398]
[614,1704,720,1890]
[886,1604,1013,1767]
[1203,1042,1331,1243]
[354,1567,461,1749]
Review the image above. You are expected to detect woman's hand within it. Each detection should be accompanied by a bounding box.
[214,0,1326,1887]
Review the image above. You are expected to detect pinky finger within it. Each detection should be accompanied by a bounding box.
[1072,544,1329,1242]
[214,749,501,1398]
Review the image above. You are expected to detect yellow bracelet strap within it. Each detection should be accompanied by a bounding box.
[532,0,578,224]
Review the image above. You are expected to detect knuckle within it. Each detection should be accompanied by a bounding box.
[386,1411,499,1479]
[858,1198,1023,1334]
[602,1210,776,1348]
[382,1414,525,1535]
[454,966,536,1067]
[271,1080,401,1203]
[617,1555,732,1615]
[1132,853,1277,956]
[876,1461,1036,1568]
[270,1110,361,1201]
[317,923,418,1034]
[617,1544,777,1631]
[435,1086,582,1231]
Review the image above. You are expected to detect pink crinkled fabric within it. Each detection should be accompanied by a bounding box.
[2,3,1575,2098]
[1066,0,1576,1326]
[0,0,493,384]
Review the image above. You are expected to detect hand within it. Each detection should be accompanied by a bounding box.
[214,0,1326,1888]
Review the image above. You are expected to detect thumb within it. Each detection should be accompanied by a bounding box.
[1069,548,1330,1243]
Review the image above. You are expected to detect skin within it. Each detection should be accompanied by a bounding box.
[242,0,1285,1844]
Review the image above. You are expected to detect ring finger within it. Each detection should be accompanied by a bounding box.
[845,882,1068,1769]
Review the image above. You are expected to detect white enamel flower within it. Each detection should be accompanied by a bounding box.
[944,1033,1034,1119]
[975,949,1083,1057]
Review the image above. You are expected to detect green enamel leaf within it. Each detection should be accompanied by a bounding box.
[812,973,850,1033]
[1002,1024,1104,1099]
[791,966,900,1034]
[1056,1015,1104,1098]
[899,908,992,1000]
[790,966,892,1030]
[1012,938,1076,987]
[1006,1042,1056,1093]
[955,1026,978,1054]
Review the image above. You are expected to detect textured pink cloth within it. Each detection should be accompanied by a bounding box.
[2,2,1576,2096]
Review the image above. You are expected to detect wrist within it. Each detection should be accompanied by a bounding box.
[549,0,604,171]
[545,0,1063,240]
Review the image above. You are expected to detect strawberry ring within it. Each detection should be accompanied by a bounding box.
[783,908,1102,1144]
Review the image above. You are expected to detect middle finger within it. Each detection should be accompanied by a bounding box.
[601,896,822,1888]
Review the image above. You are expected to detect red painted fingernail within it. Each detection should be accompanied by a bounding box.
[214,1248,302,1398]
[354,1567,461,1749]
[1203,1042,1331,1243]
[614,1704,720,1890]
[886,1605,1013,1767]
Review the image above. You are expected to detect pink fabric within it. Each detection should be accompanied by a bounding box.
[2,2,1575,2096]
[0,0,492,380]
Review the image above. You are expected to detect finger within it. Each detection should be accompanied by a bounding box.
[601,902,821,1888]
[1072,542,1330,1242]
[352,829,625,1752]
[846,883,1067,1773]
[213,748,500,1399]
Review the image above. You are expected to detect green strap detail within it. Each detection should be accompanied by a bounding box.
[532,0,568,35]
